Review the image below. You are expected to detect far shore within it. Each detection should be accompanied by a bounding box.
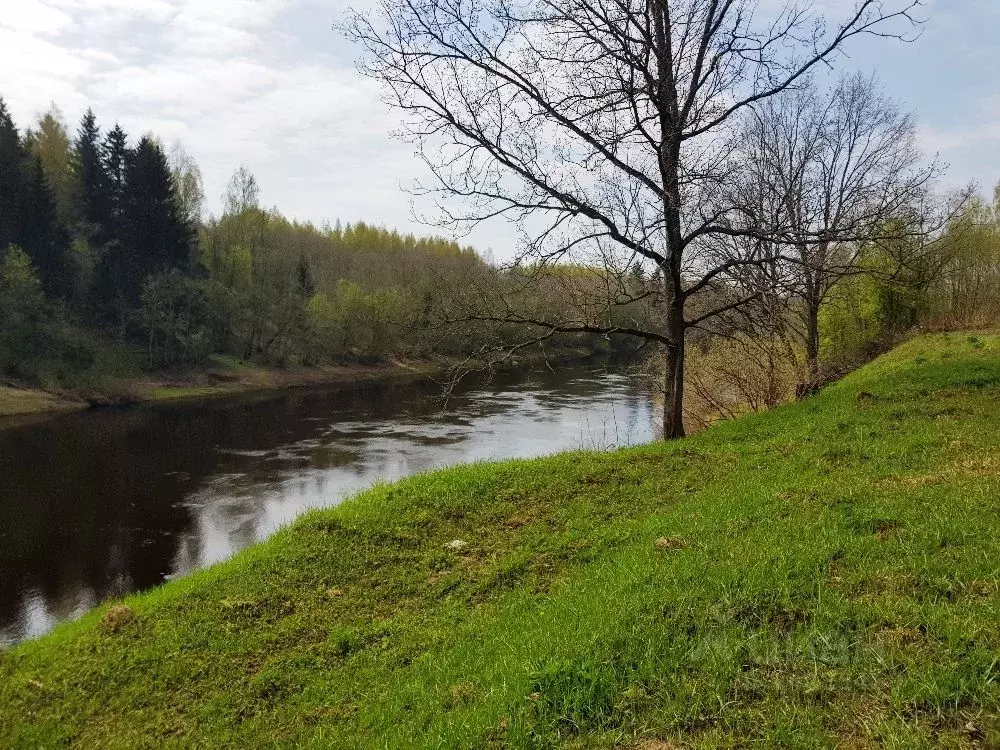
[0,348,595,425]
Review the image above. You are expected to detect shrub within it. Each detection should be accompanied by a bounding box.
[139,271,213,368]
[0,245,94,384]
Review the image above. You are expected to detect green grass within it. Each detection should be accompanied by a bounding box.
[0,386,85,417]
[4,332,1000,749]
[147,385,232,401]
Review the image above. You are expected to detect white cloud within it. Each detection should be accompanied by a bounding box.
[0,0,73,34]
[2,0,996,257]
[0,0,518,255]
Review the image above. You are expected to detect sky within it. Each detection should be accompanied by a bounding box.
[2,0,998,260]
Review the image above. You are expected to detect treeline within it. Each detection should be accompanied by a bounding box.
[819,192,1000,363]
[0,98,569,389]
[1,100,196,383]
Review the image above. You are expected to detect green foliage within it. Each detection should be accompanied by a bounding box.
[0,97,591,390]
[295,252,314,299]
[0,98,24,250]
[198,203,494,365]
[820,228,940,370]
[819,266,887,367]
[0,246,47,328]
[24,106,79,229]
[139,272,212,368]
[6,334,1000,747]
[0,98,73,300]
[925,195,1000,327]
[167,142,204,225]
[20,154,72,299]
[73,109,109,240]
[0,246,92,383]
[304,281,413,361]
[118,137,194,298]
[819,192,1000,366]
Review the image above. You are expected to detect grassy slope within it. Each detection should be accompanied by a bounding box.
[4,332,1000,749]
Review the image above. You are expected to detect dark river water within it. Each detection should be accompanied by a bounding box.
[0,363,655,645]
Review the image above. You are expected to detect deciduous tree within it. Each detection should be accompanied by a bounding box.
[738,73,938,391]
[348,0,923,437]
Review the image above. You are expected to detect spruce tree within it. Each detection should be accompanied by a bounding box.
[118,136,194,305]
[295,252,315,298]
[20,154,71,298]
[0,99,70,298]
[93,124,132,324]
[102,124,128,242]
[74,109,109,240]
[0,98,24,252]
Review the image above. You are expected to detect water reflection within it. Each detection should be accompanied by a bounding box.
[0,364,653,644]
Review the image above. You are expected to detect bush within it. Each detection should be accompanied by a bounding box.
[683,333,801,431]
[0,245,94,384]
[139,271,213,368]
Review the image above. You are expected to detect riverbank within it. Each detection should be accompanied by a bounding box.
[3,332,1000,748]
[0,386,88,418]
[0,347,592,421]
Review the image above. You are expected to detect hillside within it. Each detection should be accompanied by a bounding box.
[3,333,1000,749]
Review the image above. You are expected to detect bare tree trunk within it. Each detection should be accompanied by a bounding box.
[663,310,686,438]
[801,299,821,397]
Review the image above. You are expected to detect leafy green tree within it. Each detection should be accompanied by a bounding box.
[0,246,50,377]
[0,246,90,382]
[168,142,205,226]
[927,195,1000,326]
[24,106,78,229]
[139,271,212,367]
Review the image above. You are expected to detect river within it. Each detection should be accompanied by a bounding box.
[0,362,655,645]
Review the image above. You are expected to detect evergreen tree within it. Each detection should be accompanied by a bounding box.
[20,154,71,298]
[0,99,70,298]
[74,109,109,240]
[102,123,128,240]
[0,98,25,252]
[117,136,194,305]
[93,124,132,324]
[295,252,315,298]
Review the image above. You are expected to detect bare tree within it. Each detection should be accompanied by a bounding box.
[347,0,922,438]
[740,73,938,392]
[224,165,261,216]
[168,142,205,226]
